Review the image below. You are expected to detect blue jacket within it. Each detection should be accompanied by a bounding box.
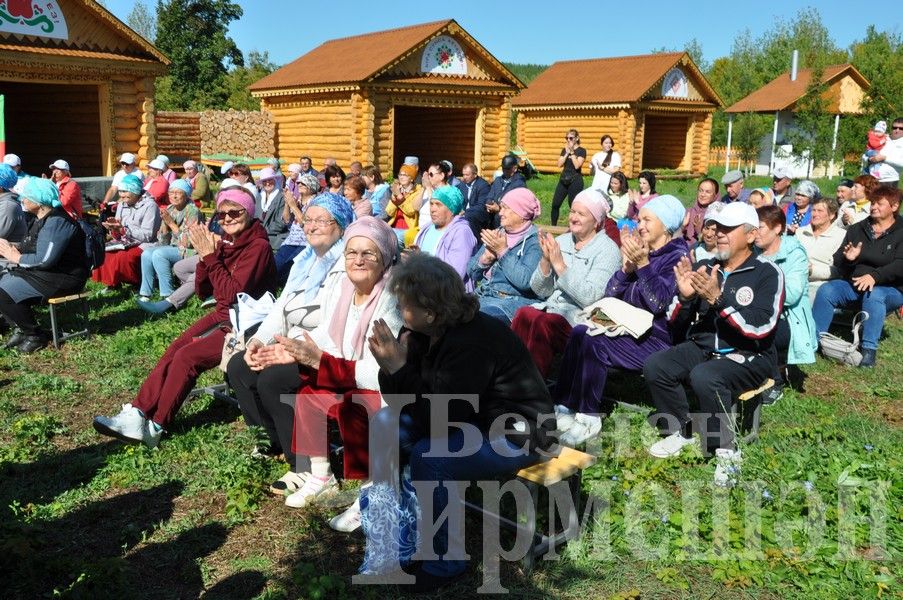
[468,225,541,301]
[758,236,817,364]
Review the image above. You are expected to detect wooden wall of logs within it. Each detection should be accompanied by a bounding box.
[156,111,201,159]
[516,110,621,175]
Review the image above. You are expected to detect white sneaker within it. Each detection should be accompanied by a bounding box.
[269,471,309,496]
[138,295,151,303]
[285,474,337,508]
[93,403,146,444]
[713,448,742,488]
[329,497,362,532]
[143,420,163,448]
[555,404,576,431]
[560,414,603,446]
[648,432,696,458]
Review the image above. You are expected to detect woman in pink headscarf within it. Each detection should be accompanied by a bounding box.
[93,186,277,447]
[250,216,403,510]
[466,187,543,323]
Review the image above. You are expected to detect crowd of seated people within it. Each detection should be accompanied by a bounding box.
[2,138,901,593]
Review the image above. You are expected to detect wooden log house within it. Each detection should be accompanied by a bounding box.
[0,0,168,175]
[512,52,722,178]
[249,19,523,177]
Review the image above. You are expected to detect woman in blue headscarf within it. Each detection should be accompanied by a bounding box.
[0,178,88,353]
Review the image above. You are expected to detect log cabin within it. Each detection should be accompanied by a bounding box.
[0,0,168,175]
[249,19,523,178]
[512,52,722,178]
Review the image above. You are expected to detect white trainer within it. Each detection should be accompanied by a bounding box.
[554,404,577,431]
[560,414,603,446]
[285,474,337,508]
[648,432,696,458]
[329,497,362,532]
[269,471,309,496]
[713,448,742,488]
[93,403,146,444]
[143,420,163,449]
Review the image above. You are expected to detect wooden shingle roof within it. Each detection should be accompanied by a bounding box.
[512,52,721,108]
[725,64,869,113]
[250,19,521,94]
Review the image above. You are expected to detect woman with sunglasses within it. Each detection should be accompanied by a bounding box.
[247,217,401,520]
[467,187,543,324]
[227,192,355,496]
[550,129,587,226]
[93,186,277,447]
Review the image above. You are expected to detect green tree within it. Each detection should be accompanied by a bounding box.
[126,0,155,42]
[153,0,244,110]
[783,63,837,178]
[731,113,772,174]
[219,50,279,111]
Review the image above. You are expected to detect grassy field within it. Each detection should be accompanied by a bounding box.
[0,196,900,598]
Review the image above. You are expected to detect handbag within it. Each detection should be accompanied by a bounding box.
[218,292,275,371]
[359,473,421,575]
[818,311,868,366]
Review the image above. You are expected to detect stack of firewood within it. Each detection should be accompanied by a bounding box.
[199,109,276,158]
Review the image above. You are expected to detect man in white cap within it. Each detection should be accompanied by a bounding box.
[770,166,794,207]
[102,152,144,207]
[644,201,783,487]
[49,159,83,219]
[866,116,903,187]
[720,169,751,204]
[3,154,30,195]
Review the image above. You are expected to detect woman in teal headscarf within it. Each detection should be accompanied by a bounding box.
[0,178,89,353]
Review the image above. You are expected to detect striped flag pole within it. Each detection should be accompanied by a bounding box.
[0,95,5,157]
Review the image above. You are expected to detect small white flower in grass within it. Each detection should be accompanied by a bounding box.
[864,444,874,452]
[803,480,814,492]
[611,475,618,481]
[762,489,773,501]
[660,515,669,523]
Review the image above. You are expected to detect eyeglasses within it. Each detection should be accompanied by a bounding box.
[344,249,381,262]
[892,126,903,131]
[120,162,130,166]
[565,136,575,140]
[262,180,276,186]
[302,217,336,227]
[216,208,246,220]
[428,171,440,176]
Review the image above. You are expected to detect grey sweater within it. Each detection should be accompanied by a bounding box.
[529,230,621,324]
[0,191,26,243]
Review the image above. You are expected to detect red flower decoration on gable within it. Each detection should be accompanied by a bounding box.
[7,0,35,19]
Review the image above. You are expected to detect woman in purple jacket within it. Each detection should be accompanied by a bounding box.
[412,185,477,290]
[554,195,688,445]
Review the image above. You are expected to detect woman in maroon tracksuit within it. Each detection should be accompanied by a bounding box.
[93,186,276,447]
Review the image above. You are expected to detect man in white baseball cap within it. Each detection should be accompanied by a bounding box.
[49,159,83,219]
[102,152,145,207]
[3,153,30,194]
[770,166,794,207]
[644,199,783,488]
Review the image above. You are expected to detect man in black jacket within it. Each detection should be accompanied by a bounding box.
[456,163,491,237]
[643,202,784,487]
[484,155,526,230]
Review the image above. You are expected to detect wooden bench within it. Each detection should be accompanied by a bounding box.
[47,291,91,349]
[464,446,596,573]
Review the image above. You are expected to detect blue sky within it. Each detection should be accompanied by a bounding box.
[103,1,900,68]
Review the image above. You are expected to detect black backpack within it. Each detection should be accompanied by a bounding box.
[78,219,106,270]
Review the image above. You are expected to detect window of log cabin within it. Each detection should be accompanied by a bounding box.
[392,105,478,176]
[0,81,103,175]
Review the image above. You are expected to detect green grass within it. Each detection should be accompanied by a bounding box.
[0,281,900,598]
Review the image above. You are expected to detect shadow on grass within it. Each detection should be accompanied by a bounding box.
[0,439,120,515]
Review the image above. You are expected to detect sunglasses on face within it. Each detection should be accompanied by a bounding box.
[893,126,903,131]
[565,136,575,140]
[216,208,246,220]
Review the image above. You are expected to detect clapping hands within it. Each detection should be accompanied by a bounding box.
[620,226,650,272]
[367,318,408,374]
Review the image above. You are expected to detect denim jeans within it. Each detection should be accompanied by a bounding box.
[139,245,182,297]
[367,407,541,578]
[812,279,903,350]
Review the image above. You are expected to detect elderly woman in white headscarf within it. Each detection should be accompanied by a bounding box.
[0,178,89,352]
[510,188,622,378]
